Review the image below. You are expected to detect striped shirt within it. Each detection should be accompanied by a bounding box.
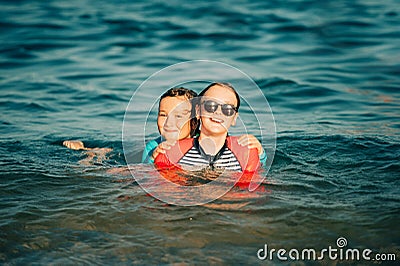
[178,138,242,171]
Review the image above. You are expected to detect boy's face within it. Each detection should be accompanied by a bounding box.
[157,96,192,141]
[199,85,238,136]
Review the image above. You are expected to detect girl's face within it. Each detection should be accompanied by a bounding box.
[199,85,238,136]
[157,96,192,141]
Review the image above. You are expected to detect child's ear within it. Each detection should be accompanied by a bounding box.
[231,112,238,126]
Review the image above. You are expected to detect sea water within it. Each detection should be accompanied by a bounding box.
[1,0,399,264]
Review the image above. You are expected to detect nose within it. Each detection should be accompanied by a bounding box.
[214,105,223,115]
[164,113,176,128]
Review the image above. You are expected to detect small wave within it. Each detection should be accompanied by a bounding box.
[325,20,375,29]
[271,24,310,33]
[168,31,204,40]
[111,41,154,49]
[103,18,153,35]
[0,46,37,60]
[0,100,56,112]
[235,54,277,62]
[257,77,297,88]
[205,32,258,41]
[18,42,76,52]
[59,73,117,81]
[301,47,343,56]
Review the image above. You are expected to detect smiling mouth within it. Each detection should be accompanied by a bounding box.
[210,117,224,123]
[164,128,178,132]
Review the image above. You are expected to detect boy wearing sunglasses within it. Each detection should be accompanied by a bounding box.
[155,82,263,173]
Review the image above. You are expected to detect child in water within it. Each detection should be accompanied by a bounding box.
[141,87,199,163]
[155,83,265,173]
[143,87,267,166]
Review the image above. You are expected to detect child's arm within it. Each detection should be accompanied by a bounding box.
[237,135,267,166]
[151,141,176,161]
[142,140,176,164]
[63,140,112,165]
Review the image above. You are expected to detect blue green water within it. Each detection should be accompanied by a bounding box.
[1,0,399,264]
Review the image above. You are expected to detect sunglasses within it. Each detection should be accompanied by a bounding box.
[202,100,238,117]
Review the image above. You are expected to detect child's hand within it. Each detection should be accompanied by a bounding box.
[151,141,176,160]
[63,140,86,150]
[237,135,264,155]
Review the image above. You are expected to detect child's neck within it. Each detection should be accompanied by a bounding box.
[198,132,227,155]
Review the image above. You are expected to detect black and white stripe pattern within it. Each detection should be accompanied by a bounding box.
[179,146,242,171]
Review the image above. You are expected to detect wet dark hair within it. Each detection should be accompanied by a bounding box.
[198,82,241,110]
[160,87,197,101]
[159,87,199,137]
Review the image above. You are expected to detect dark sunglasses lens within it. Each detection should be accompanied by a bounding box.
[222,105,235,116]
[203,101,236,116]
[203,101,218,113]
